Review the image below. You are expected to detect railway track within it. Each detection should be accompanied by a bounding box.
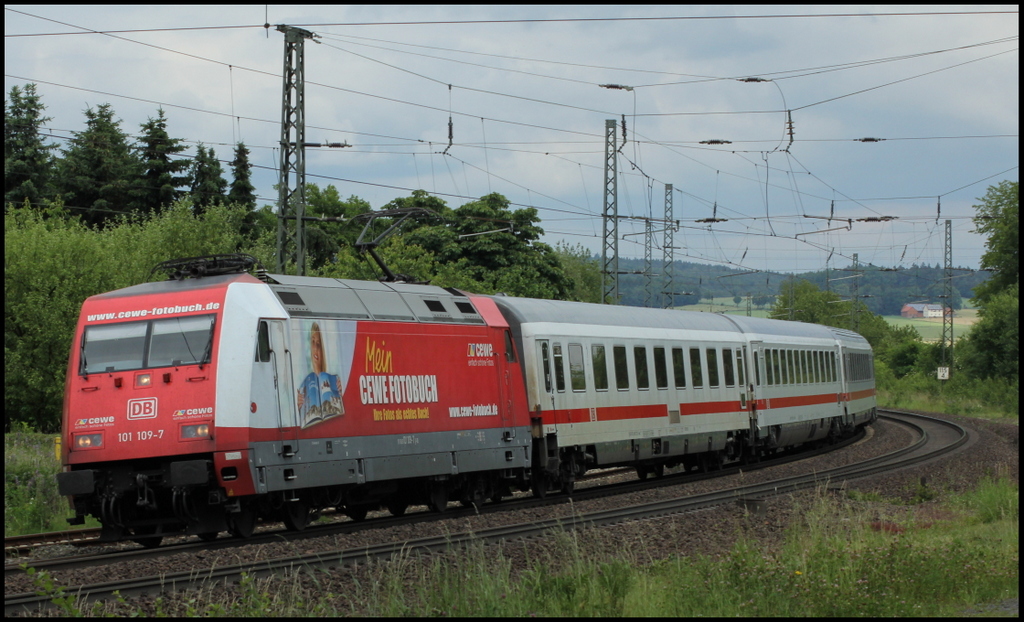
[5,410,968,615]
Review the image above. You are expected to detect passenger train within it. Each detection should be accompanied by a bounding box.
[57,255,875,546]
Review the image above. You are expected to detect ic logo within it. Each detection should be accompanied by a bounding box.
[127,397,158,420]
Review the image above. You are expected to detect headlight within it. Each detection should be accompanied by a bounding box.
[74,433,103,449]
[181,423,211,440]
[135,373,152,387]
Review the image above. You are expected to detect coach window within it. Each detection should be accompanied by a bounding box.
[706,348,720,388]
[672,348,687,389]
[592,345,609,391]
[689,348,704,388]
[568,344,586,392]
[634,347,650,390]
[828,352,837,383]
[722,348,735,387]
[811,351,819,384]
[797,351,805,384]
[765,350,775,385]
[776,349,785,385]
[653,347,668,390]
[614,346,630,390]
[786,350,795,385]
[553,344,566,392]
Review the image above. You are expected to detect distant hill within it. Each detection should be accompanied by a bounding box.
[610,258,988,316]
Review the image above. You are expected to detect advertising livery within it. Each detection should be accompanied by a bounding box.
[57,255,874,546]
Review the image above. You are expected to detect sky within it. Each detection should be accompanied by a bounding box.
[5,5,1019,277]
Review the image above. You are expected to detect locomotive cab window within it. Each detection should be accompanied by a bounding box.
[81,314,215,375]
[255,321,271,363]
[504,330,517,362]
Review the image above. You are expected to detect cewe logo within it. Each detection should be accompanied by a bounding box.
[127,397,158,420]
[468,343,493,357]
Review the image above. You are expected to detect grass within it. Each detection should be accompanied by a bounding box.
[4,430,77,538]
[876,369,1018,422]
[25,478,1019,617]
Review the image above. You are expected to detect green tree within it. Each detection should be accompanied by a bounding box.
[554,242,602,303]
[190,144,227,213]
[56,103,142,227]
[303,183,373,269]
[4,200,261,431]
[770,278,891,349]
[956,283,1019,380]
[437,192,571,299]
[227,142,257,210]
[4,83,57,206]
[136,108,190,214]
[971,180,1018,305]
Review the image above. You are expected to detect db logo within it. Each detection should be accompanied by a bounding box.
[127,397,158,420]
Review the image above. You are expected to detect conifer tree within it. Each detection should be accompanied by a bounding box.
[4,83,57,206]
[190,144,227,213]
[57,103,142,227]
[227,142,256,210]
[136,108,190,214]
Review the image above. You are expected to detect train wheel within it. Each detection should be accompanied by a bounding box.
[531,471,548,499]
[386,500,409,517]
[427,482,448,513]
[653,464,666,479]
[345,505,369,522]
[131,525,163,549]
[282,499,311,531]
[198,531,219,542]
[636,466,649,480]
[229,503,258,539]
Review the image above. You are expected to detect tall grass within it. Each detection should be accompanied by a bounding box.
[4,430,70,537]
[876,368,1018,421]
[36,479,1018,617]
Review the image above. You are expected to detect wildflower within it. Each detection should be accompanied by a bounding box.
[794,570,802,575]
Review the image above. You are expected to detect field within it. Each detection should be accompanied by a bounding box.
[881,309,979,342]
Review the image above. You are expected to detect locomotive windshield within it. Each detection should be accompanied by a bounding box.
[80,314,215,374]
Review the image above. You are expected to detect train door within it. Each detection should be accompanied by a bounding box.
[745,342,763,447]
[535,340,557,422]
[250,319,296,457]
[496,329,516,437]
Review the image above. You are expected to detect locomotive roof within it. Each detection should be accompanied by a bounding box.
[88,272,260,299]
[265,273,486,325]
[490,295,870,346]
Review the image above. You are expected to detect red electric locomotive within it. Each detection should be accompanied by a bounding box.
[58,255,532,546]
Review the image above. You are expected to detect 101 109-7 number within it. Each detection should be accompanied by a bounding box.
[117,430,164,442]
